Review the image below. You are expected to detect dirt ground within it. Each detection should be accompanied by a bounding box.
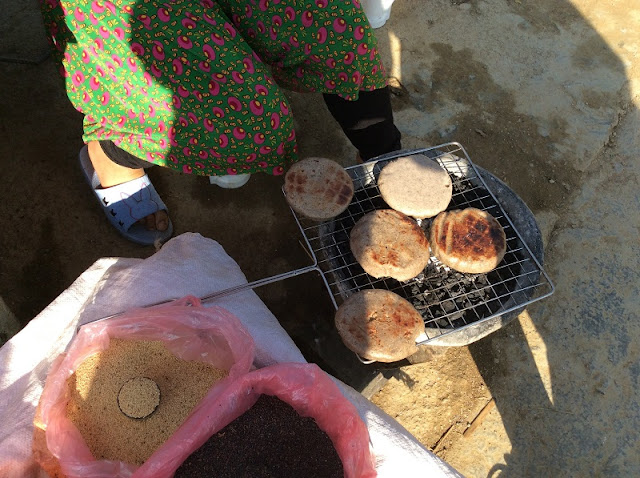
[368,1,640,475]
[2,0,640,476]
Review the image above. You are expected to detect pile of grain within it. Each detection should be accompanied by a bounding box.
[174,394,344,477]
[66,339,227,465]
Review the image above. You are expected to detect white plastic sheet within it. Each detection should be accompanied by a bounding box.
[0,232,462,478]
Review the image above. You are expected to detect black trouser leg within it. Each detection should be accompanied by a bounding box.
[99,140,153,169]
[322,86,401,161]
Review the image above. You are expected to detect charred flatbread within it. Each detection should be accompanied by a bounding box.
[284,157,354,221]
[377,155,452,219]
[335,289,425,363]
[350,209,430,281]
[429,207,507,273]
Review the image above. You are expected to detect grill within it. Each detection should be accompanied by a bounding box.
[79,143,554,354]
[289,143,554,348]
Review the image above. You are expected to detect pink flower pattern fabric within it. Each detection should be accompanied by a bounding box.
[40,0,388,176]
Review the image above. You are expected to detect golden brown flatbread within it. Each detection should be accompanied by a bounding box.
[350,209,431,281]
[429,207,507,273]
[335,289,425,362]
[284,157,354,221]
[377,155,452,219]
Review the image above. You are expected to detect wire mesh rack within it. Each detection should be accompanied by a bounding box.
[79,143,554,351]
[289,142,555,346]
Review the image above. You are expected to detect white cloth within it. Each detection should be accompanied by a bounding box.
[0,233,461,477]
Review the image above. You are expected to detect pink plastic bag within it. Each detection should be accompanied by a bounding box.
[38,296,255,478]
[139,362,377,478]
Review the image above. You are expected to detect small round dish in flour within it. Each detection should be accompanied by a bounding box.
[377,155,452,219]
[284,157,354,221]
[335,289,425,363]
[350,209,430,281]
[430,207,507,273]
[118,377,161,419]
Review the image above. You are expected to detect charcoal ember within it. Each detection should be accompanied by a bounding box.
[412,296,429,309]
[425,291,438,302]
[414,262,507,329]
[449,311,465,322]
[441,300,456,313]
[443,283,460,295]
[413,272,426,282]
[451,177,473,195]
[476,275,490,286]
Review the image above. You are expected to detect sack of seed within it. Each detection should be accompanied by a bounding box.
[33,296,255,478]
[139,362,377,478]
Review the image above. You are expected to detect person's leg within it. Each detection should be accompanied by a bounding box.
[40,0,175,236]
[217,0,398,161]
[87,141,169,232]
[322,86,401,161]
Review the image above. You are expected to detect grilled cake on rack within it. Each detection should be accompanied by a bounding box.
[429,207,507,274]
[335,289,425,362]
[350,209,431,281]
[284,157,354,221]
[377,154,452,219]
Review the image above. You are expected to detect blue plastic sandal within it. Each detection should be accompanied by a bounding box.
[79,145,174,246]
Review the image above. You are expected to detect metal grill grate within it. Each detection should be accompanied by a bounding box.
[290,143,554,345]
[79,143,554,351]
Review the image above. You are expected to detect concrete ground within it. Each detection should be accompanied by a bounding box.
[2,0,639,476]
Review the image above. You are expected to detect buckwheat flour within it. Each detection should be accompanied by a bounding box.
[66,339,226,465]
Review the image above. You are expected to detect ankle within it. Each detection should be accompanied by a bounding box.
[87,141,144,188]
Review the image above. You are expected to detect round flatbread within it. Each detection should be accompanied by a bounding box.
[284,157,354,221]
[429,207,507,273]
[335,289,425,362]
[350,209,430,281]
[378,155,452,219]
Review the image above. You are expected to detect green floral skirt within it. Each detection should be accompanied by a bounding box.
[41,0,388,176]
